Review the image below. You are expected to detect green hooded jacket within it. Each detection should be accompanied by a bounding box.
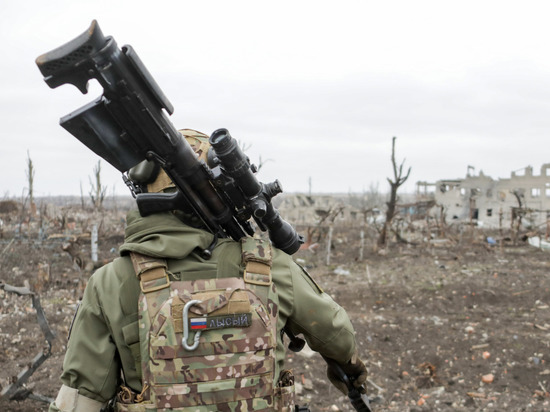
[49,210,356,410]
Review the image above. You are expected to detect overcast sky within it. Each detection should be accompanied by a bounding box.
[2,0,550,199]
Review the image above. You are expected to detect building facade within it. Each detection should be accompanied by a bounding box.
[431,164,550,229]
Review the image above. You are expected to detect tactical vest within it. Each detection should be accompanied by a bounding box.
[117,237,295,411]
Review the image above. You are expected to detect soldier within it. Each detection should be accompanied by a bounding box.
[49,130,367,412]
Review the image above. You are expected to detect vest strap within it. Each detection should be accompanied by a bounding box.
[130,252,170,293]
[241,237,272,265]
[241,237,272,287]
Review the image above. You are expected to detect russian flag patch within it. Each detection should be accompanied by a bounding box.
[190,318,207,330]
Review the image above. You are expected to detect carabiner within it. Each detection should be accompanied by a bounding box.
[182,299,203,351]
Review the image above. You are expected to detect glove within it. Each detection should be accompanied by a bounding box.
[326,350,368,395]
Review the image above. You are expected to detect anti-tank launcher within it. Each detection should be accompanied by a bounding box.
[36,20,303,255]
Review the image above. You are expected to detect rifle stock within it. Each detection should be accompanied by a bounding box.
[36,20,304,254]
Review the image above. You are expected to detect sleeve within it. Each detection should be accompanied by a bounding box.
[276,256,357,364]
[58,268,121,404]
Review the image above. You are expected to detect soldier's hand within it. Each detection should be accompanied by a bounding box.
[326,350,367,395]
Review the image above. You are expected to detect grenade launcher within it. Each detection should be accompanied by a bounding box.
[35,20,303,255]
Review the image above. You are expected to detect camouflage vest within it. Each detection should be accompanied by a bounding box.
[118,237,295,411]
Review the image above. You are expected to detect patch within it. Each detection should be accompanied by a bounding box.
[190,317,207,330]
[190,313,252,330]
[171,290,251,333]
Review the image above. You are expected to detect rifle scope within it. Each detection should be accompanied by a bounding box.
[210,128,304,254]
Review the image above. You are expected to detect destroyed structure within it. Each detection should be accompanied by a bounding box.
[276,164,550,232]
[276,194,354,226]
[277,192,431,229]
[418,164,550,229]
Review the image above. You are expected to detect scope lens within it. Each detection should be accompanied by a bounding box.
[210,128,230,148]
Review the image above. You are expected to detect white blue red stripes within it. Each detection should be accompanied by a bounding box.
[190,318,207,330]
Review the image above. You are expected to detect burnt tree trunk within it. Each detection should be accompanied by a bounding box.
[378,137,411,248]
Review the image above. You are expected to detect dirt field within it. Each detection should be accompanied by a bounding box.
[1,204,550,411]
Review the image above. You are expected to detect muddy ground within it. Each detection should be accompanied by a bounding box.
[1,205,550,411]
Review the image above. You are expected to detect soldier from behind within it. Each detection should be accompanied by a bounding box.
[48,130,367,412]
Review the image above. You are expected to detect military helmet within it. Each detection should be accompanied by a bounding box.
[128,129,210,193]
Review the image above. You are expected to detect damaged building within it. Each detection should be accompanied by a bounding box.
[420,164,550,229]
[276,194,355,226]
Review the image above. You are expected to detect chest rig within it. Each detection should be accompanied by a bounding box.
[123,237,295,412]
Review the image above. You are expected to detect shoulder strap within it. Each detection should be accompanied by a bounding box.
[129,252,171,397]
[130,252,171,293]
[241,236,272,287]
[130,252,171,320]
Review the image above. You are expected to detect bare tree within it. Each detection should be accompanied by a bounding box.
[366,182,383,209]
[378,137,411,248]
[238,140,252,152]
[255,155,273,172]
[300,204,346,250]
[510,189,525,245]
[238,140,272,172]
[347,183,383,226]
[80,181,87,210]
[364,182,384,225]
[89,160,107,211]
[26,150,36,215]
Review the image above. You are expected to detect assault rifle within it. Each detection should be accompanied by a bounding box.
[35,20,303,255]
[285,330,373,411]
[323,356,373,412]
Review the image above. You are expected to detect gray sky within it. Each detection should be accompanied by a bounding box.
[2,0,549,198]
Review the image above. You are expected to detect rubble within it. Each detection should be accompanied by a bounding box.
[1,197,550,410]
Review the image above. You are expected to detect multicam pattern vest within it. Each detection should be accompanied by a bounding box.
[119,237,295,411]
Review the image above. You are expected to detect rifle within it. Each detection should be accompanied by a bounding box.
[35,20,304,255]
[284,329,373,411]
[323,356,373,412]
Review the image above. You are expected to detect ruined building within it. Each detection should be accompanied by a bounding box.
[276,194,354,226]
[418,164,550,229]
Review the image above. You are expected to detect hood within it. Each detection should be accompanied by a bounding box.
[119,210,214,259]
